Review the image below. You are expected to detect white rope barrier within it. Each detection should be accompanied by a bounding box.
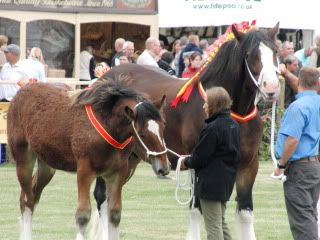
[0,78,95,87]
[0,77,188,87]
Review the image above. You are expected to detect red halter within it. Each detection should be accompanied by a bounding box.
[200,82,258,123]
[230,106,258,123]
[85,104,133,149]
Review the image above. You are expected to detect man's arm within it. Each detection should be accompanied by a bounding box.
[279,64,299,92]
[278,136,299,166]
[274,136,299,176]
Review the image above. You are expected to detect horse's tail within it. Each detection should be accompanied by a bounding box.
[7,96,27,163]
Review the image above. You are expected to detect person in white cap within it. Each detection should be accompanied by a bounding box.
[0,44,29,101]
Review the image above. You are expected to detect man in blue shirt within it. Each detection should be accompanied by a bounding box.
[274,66,320,240]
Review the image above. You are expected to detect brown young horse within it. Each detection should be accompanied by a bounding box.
[7,80,170,240]
[99,23,280,240]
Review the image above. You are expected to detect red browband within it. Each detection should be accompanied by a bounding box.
[85,104,133,149]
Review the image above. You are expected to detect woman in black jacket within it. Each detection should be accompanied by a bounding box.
[181,86,240,240]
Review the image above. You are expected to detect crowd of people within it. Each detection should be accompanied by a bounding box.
[277,36,320,106]
[0,33,211,102]
[79,34,211,82]
[79,32,320,97]
[0,35,46,101]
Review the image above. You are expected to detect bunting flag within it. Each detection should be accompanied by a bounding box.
[170,20,256,108]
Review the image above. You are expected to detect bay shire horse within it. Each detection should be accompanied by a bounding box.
[7,80,170,240]
[100,23,280,239]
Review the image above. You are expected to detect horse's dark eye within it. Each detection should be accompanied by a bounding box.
[138,131,145,137]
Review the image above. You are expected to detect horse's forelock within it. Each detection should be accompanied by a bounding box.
[241,29,276,53]
[135,101,162,127]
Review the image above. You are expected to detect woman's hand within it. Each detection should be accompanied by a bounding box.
[179,155,190,170]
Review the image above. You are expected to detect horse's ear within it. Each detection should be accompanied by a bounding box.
[124,106,135,122]
[152,95,167,111]
[268,22,280,39]
[232,24,245,41]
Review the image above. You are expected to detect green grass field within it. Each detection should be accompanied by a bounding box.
[0,161,292,240]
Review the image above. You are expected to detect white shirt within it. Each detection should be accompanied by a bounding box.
[137,50,159,67]
[0,61,27,100]
[80,50,93,80]
[20,58,46,82]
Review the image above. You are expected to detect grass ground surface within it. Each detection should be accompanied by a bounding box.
[0,161,291,240]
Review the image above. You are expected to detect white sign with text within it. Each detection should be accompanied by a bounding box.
[159,0,318,30]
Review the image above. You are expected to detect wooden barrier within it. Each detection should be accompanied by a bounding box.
[0,102,9,144]
[0,78,95,89]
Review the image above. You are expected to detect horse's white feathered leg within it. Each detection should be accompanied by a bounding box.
[76,221,86,240]
[88,209,100,240]
[76,232,85,240]
[89,200,109,240]
[185,208,202,240]
[100,201,109,240]
[20,207,32,240]
[235,209,256,240]
[108,221,119,240]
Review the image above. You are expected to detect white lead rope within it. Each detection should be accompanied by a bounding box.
[175,156,195,206]
[270,101,287,182]
[167,148,196,207]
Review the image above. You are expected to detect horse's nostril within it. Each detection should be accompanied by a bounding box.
[158,169,164,176]
[158,168,169,176]
[268,92,274,98]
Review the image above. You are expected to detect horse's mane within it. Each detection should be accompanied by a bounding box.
[200,28,276,91]
[74,77,161,124]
